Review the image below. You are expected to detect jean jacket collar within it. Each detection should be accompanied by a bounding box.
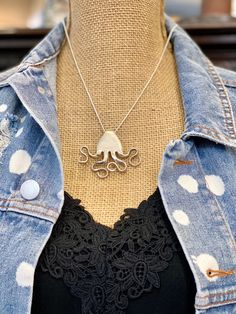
[4,13,236,158]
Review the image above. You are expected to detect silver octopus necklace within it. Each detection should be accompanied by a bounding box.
[62,19,177,179]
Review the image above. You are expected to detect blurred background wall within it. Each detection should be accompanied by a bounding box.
[0,0,235,29]
[0,0,236,72]
[166,0,201,17]
[0,0,67,29]
[0,0,45,28]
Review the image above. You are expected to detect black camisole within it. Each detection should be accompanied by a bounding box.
[31,185,197,314]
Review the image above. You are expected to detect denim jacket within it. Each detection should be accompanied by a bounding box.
[1,13,236,314]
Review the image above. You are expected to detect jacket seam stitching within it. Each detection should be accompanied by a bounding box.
[0,198,57,211]
[191,124,222,139]
[0,205,58,219]
[196,297,236,308]
[190,124,236,144]
[19,52,59,71]
[207,60,236,139]
[196,288,236,299]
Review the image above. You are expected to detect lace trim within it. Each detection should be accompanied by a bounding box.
[37,187,182,314]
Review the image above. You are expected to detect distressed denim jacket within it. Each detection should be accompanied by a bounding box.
[1,13,236,314]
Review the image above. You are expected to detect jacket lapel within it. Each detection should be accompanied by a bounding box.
[6,14,236,156]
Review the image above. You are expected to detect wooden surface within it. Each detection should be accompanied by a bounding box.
[0,17,236,72]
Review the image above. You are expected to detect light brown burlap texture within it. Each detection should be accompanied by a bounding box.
[56,0,185,228]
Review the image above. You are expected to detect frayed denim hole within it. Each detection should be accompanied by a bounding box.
[0,113,19,163]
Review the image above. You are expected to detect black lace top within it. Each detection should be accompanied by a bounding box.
[32,186,197,314]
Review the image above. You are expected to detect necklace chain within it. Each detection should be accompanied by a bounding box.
[62,18,177,134]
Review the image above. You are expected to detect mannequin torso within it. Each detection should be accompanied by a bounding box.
[56,0,185,227]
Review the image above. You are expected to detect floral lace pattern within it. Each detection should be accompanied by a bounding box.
[37,186,182,314]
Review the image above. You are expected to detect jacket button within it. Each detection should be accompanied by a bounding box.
[20,179,40,200]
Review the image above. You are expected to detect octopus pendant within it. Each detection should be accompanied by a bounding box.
[78,130,141,179]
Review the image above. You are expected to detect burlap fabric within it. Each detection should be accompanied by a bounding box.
[56,0,185,227]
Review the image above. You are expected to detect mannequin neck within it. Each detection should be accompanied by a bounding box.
[56,1,184,228]
[67,0,167,72]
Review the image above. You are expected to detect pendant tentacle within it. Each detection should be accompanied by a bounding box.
[107,159,127,173]
[78,131,141,178]
[91,162,109,179]
[96,150,109,164]
[128,148,141,167]
[117,148,141,167]
[78,146,98,163]
[110,151,127,171]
